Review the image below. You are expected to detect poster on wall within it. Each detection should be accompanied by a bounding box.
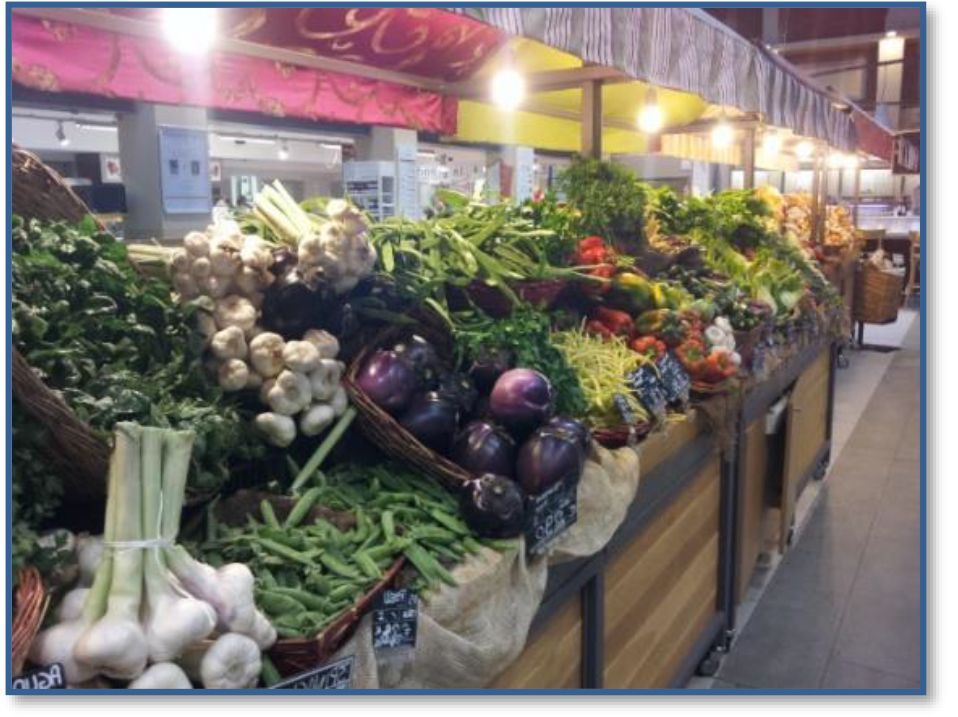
[158,125,211,214]
[100,154,122,183]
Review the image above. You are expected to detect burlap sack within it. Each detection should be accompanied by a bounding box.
[331,542,548,688]
[547,445,641,565]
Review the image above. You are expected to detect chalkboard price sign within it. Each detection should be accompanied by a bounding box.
[12,663,66,690]
[627,364,668,419]
[524,475,578,557]
[657,352,691,405]
[373,588,418,651]
[271,656,354,690]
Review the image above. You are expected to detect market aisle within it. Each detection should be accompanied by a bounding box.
[715,317,921,690]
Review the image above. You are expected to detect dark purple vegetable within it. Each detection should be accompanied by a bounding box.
[451,420,517,478]
[270,247,298,279]
[260,277,325,340]
[394,335,441,386]
[436,371,478,414]
[399,392,460,453]
[356,349,419,414]
[489,368,554,438]
[469,347,512,394]
[545,416,591,454]
[516,428,585,495]
[460,474,525,538]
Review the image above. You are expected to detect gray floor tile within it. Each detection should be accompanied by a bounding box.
[718,596,842,689]
[832,586,921,680]
[820,657,920,690]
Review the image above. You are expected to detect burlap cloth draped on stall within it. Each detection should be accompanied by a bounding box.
[330,444,641,688]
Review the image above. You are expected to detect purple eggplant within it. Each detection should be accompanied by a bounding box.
[460,474,525,539]
[516,427,585,496]
[544,416,592,454]
[356,349,419,414]
[469,347,512,394]
[399,392,460,453]
[489,368,554,439]
[451,420,517,478]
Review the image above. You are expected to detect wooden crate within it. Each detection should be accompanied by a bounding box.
[489,594,582,688]
[603,456,721,688]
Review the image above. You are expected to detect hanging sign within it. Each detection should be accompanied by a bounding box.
[158,125,211,214]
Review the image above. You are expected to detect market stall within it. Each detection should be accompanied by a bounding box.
[11,6,852,693]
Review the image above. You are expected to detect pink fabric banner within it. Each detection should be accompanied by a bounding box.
[11,14,457,133]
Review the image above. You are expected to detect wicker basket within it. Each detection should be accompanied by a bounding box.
[591,421,654,449]
[11,567,49,675]
[12,147,113,502]
[13,145,103,229]
[853,262,903,325]
[268,557,405,676]
[466,279,568,318]
[344,323,473,490]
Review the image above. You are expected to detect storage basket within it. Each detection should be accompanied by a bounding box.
[268,557,405,676]
[466,279,569,318]
[11,567,49,675]
[344,323,473,490]
[853,262,903,325]
[12,147,112,502]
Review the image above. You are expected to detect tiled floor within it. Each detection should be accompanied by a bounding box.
[713,311,922,690]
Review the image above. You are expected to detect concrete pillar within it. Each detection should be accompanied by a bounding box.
[117,103,210,242]
[353,126,420,219]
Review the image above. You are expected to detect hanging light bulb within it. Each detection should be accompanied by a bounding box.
[762,131,782,156]
[162,8,217,55]
[711,118,734,149]
[490,67,526,111]
[278,139,289,161]
[794,140,814,161]
[637,87,665,134]
[843,153,860,169]
[55,121,69,147]
[826,152,845,169]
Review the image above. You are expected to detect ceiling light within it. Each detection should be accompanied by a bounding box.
[711,119,734,149]
[826,152,845,169]
[795,140,814,161]
[162,8,217,55]
[842,153,860,169]
[637,88,665,134]
[491,67,526,111]
[75,122,117,132]
[55,121,69,147]
[278,139,289,161]
[885,30,898,38]
[762,132,782,156]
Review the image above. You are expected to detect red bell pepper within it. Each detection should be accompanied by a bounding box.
[592,306,634,338]
[585,319,614,341]
[675,338,708,377]
[630,335,666,360]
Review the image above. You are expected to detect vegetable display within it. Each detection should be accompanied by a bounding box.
[30,424,274,688]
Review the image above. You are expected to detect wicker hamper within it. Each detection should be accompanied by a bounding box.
[853,261,903,325]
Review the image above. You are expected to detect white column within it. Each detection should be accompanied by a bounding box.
[118,103,210,242]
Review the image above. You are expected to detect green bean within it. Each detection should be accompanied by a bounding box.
[261,655,282,687]
[410,525,459,543]
[329,583,361,602]
[405,541,456,587]
[421,540,462,562]
[428,508,470,536]
[381,511,396,542]
[260,500,281,530]
[319,553,361,579]
[354,551,383,580]
[284,487,322,529]
[270,587,328,611]
[275,625,304,639]
[256,590,306,615]
[462,536,483,554]
[256,538,318,568]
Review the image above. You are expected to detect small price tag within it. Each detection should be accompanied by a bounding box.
[271,656,354,690]
[627,364,668,419]
[12,663,66,690]
[656,352,691,405]
[613,393,637,425]
[372,588,418,651]
[524,475,578,557]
